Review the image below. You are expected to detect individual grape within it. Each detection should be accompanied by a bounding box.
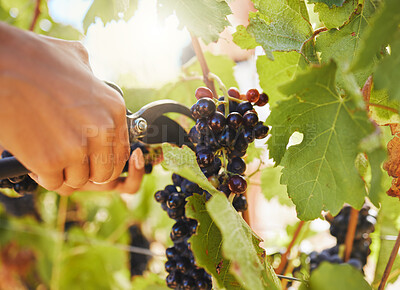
[172,174,183,187]
[166,247,178,259]
[243,128,255,143]
[13,177,38,194]
[233,194,248,212]
[181,179,201,194]
[165,185,178,194]
[219,127,236,147]
[246,89,260,103]
[176,258,191,273]
[195,98,216,118]
[188,126,201,143]
[196,118,210,134]
[191,104,200,119]
[154,190,169,203]
[255,92,269,106]
[201,158,221,177]
[226,112,243,129]
[144,163,153,174]
[165,260,176,273]
[228,149,246,159]
[195,87,214,100]
[234,134,249,152]
[196,150,214,168]
[227,157,246,175]
[206,134,222,151]
[228,175,247,194]
[228,87,241,99]
[218,184,231,197]
[171,221,190,242]
[166,271,181,288]
[167,192,186,209]
[196,279,211,290]
[242,111,258,128]
[208,111,226,133]
[167,207,185,220]
[237,102,253,115]
[254,122,269,139]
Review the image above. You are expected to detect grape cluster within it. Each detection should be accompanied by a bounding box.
[0,151,38,195]
[309,205,376,272]
[123,142,159,174]
[154,87,270,289]
[129,225,151,277]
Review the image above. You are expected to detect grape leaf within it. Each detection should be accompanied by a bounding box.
[267,61,374,220]
[308,0,346,8]
[369,89,400,125]
[313,0,358,29]
[260,166,293,207]
[161,144,220,196]
[157,0,231,44]
[286,0,310,20]
[352,0,400,71]
[257,52,305,105]
[233,0,313,60]
[374,36,400,101]
[207,193,281,290]
[301,263,371,289]
[186,194,241,289]
[316,1,379,87]
[83,0,138,33]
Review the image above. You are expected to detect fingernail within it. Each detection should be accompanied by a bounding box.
[132,148,145,170]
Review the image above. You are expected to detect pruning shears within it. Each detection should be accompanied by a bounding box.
[0,83,194,179]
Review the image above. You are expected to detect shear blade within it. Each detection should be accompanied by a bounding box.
[140,115,194,150]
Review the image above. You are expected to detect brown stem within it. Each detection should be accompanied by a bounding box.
[367,103,399,114]
[276,221,305,274]
[190,32,217,98]
[29,0,41,31]
[344,208,359,262]
[378,231,400,290]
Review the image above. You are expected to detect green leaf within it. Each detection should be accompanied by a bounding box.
[352,0,400,71]
[257,52,305,105]
[267,61,374,220]
[314,0,358,29]
[161,144,220,195]
[369,89,400,125]
[260,166,293,207]
[157,0,231,44]
[186,194,241,289]
[303,263,371,289]
[308,0,346,8]
[83,0,138,33]
[316,1,379,87]
[207,193,281,290]
[233,0,313,59]
[233,25,259,50]
[375,36,400,101]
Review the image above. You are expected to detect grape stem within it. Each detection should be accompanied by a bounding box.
[189,32,217,98]
[275,220,305,275]
[29,0,41,31]
[378,230,400,290]
[344,207,359,262]
[208,72,230,117]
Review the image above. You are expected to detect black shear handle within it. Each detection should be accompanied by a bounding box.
[0,157,29,179]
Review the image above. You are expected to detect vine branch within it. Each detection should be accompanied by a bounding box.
[344,208,359,262]
[378,231,400,290]
[276,220,305,274]
[190,32,217,98]
[29,0,41,31]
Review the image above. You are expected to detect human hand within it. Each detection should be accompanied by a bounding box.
[0,23,130,194]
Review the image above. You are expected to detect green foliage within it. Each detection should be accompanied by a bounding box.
[369,89,400,125]
[157,0,231,44]
[207,193,281,290]
[302,263,371,289]
[186,194,240,288]
[83,0,138,33]
[267,61,374,220]
[313,0,358,29]
[256,52,305,105]
[260,166,293,207]
[316,1,379,87]
[233,0,314,60]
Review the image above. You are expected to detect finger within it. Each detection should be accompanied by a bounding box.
[64,156,90,188]
[88,126,114,183]
[117,148,144,194]
[109,121,130,181]
[55,183,77,196]
[36,171,64,191]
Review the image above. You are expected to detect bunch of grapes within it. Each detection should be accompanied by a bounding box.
[309,205,376,272]
[0,151,38,195]
[154,87,269,289]
[123,142,159,174]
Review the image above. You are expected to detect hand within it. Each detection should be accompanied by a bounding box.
[0,22,130,194]
[55,148,145,195]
